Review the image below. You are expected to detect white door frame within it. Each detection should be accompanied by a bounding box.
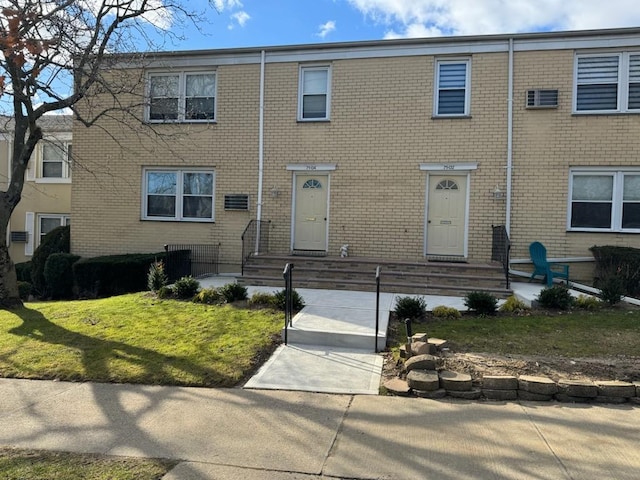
[289,169,332,251]
[421,162,477,258]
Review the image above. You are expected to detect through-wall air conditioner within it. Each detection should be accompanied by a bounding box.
[526,89,558,108]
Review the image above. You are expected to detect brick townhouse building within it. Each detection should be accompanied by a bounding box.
[70,27,640,283]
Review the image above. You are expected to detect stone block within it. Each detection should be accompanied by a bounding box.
[482,375,518,390]
[518,375,558,395]
[406,370,440,392]
[555,393,594,404]
[595,381,636,398]
[629,397,640,406]
[517,391,554,402]
[404,354,440,373]
[593,396,628,404]
[447,389,482,400]
[414,388,447,399]
[399,345,408,358]
[483,389,518,401]
[410,341,434,356]
[634,382,640,397]
[439,370,473,391]
[411,333,428,343]
[428,338,449,350]
[383,378,411,396]
[558,379,598,398]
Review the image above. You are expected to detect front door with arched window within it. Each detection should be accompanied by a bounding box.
[426,175,467,256]
[293,174,329,251]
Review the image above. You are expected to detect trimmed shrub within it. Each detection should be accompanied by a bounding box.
[394,296,427,321]
[464,291,498,315]
[44,253,81,299]
[147,260,168,292]
[573,294,603,310]
[218,283,248,303]
[248,292,277,308]
[598,275,625,305]
[157,285,174,299]
[73,252,165,298]
[173,276,200,300]
[31,225,70,297]
[590,245,640,297]
[17,281,32,300]
[193,287,224,305]
[537,285,573,310]
[499,295,529,313]
[272,289,305,312]
[15,261,32,283]
[431,305,461,319]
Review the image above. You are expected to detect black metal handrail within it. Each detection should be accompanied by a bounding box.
[241,219,270,275]
[375,266,381,353]
[283,263,294,345]
[491,224,511,289]
[164,243,220,282]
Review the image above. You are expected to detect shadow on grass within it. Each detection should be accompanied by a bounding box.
[8,306,230,387]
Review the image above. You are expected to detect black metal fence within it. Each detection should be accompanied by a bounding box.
[283,263,293,345]
[164,244,220,282]
[491,225,511,289]
[241,219,270,275]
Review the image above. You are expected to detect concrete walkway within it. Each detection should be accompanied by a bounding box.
[0,378,638,479]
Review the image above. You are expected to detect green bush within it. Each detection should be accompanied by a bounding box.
[590,245,640,297]
[173,276,200,300]
[431,305,461,319]
[464,291,498,315]
[15,261,32,283]
[394,296,427,321]
[218,283,248,303]
[248,292,277,308]
[598,275,625,305]
[31,225,70,297]
[44,253,81,299]
[193,287,224,305]
[157,285,174,299]
[147,260,168,292]
[273,289,305,311]
[537,285,573,310]
[17,281,32,300]
[499,295,529,313]
[573,294,603,310]
[73,252,165,298]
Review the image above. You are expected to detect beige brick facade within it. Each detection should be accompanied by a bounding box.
[71,30,640,281]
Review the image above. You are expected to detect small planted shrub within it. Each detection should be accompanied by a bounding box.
[173,276,200,300]
[537,285,573,310]
[597,274,625,306]
[31,225,70,297]
[464,291,498,315]
[147,260,168,292]
[499,295,530,314]
[394,296,427,321]
[431,305,461,319]
[273,289,305,312]
[44,253,81,299]
[248,292,277,308]
[15,261,32,283]
[218,283,248,303]
[157,285,174,299]
[193,287,224,305]
[573,294,603,310]
[17,281,32,300]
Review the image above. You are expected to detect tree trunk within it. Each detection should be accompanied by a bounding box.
[0,241,21,309]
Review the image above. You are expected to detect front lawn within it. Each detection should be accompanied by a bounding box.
[0,293,283,387]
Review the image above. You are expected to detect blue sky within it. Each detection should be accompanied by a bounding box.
[167,0,640,51]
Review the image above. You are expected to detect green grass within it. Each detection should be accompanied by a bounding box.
[391,309,640,358]
[0,447,176,480]
[0,293,283,387]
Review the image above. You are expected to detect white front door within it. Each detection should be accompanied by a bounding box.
[426,175,467,256]
[293,174,328,251]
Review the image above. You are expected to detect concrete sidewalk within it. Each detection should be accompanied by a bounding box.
[1,378,638,479]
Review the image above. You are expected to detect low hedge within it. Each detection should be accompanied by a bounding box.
[73,252,165,298]
[590,245,640,297]
[44,253,81,299]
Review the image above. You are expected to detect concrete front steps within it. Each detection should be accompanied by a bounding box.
[240,254,511,298]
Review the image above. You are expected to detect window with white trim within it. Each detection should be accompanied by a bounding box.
[435,59,470,116]
[574,53,640,113]
[38,214,70,247]
[148,71,216,122]
[143,168,215,222]
[298,66,331,121]
[569,170,640,232]
[41,141,72,179]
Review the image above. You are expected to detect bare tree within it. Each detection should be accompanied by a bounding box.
[0,0,211,307]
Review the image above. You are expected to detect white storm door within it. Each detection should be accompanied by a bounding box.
[293,174,328,251]
[426,175,467,256]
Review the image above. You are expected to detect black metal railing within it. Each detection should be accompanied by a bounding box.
[283,263,294,345]
[241,219,270,275]
[164,244,220,282]
[375,266,381,353]
[491,224,511,289]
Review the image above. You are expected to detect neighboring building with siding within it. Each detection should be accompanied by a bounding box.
[0,115,72,264]
[71,28,640,281]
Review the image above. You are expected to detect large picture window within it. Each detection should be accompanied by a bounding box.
[298,66,331,121]
[148,71,216,122]
[38,214,70,247]
[569,170,640,232]
[143,169,215,222]
[435,59,470,116]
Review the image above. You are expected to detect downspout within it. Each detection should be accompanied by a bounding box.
[255,50,266,255]
[506,37,514,235]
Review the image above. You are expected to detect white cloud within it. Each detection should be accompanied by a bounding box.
[318,20,337,38]
[346,0,640,37]
[231,11,251,27]
[213,0,243,13]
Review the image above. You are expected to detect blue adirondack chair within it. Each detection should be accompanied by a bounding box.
[529,242,569,287]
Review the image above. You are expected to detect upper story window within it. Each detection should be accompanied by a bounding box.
[435,59,470,117]
[568,169,640,232]
[142,168,215,222]
[574,53,640,113]
[148,71,216,122]
[298,65,331,121]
